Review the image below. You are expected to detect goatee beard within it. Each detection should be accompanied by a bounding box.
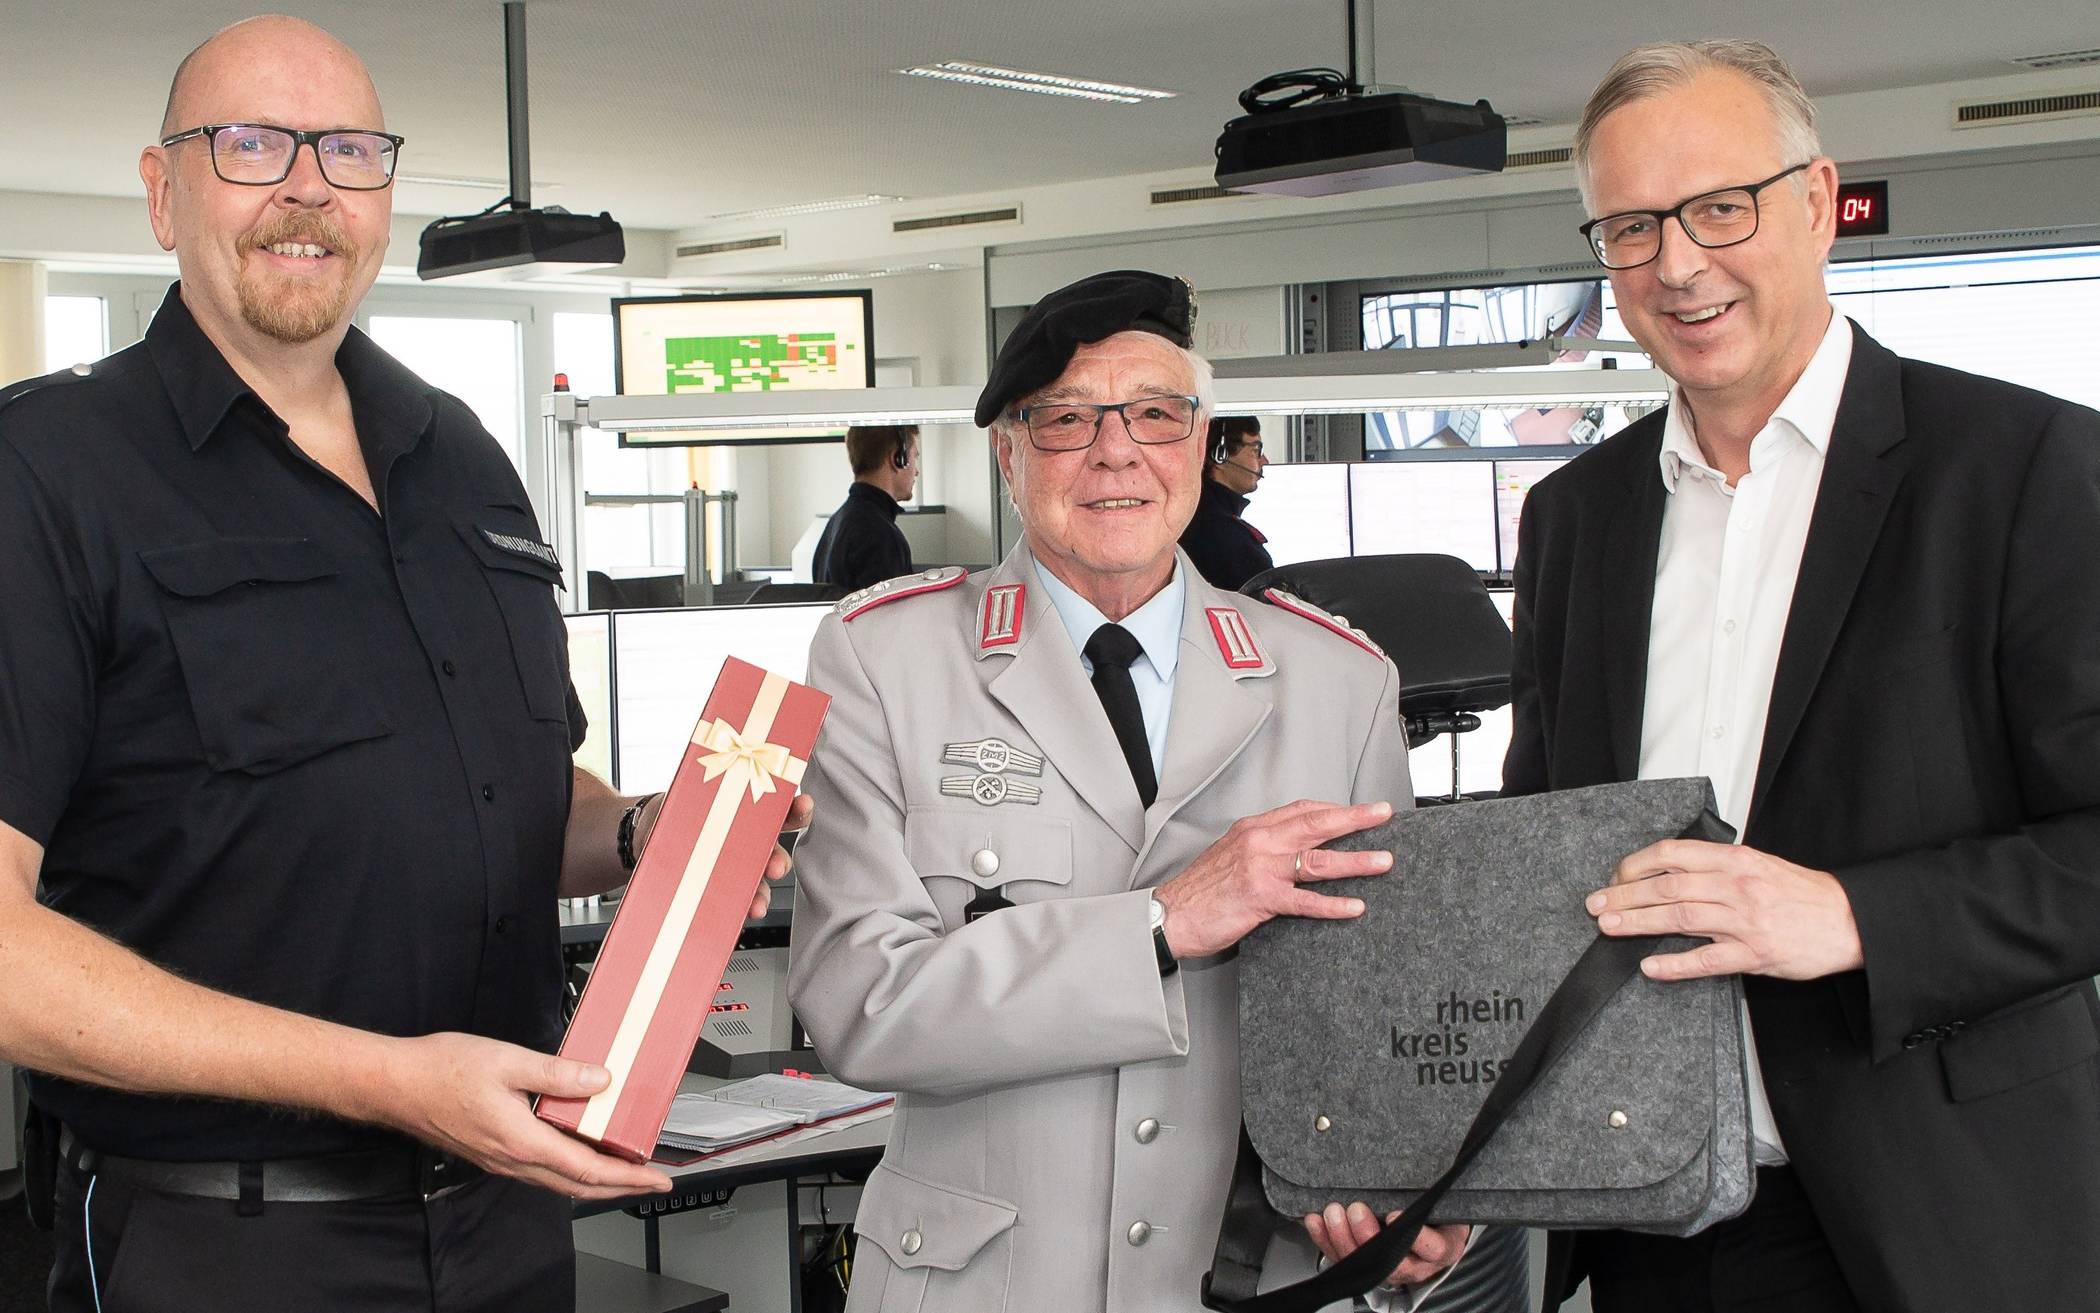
[236,213,360,344]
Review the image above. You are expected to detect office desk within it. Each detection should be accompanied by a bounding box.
[575,1074,890,1306]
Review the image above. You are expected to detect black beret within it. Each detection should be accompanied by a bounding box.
[974,270,1196,428]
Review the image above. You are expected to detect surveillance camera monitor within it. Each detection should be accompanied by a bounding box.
[613,290,876,447]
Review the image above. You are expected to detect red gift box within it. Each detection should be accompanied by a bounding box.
[538,657,829,1162]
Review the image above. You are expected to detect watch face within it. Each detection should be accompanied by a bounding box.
[1148,897,1166,930]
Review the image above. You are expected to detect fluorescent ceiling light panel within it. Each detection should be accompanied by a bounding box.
[706,194,904,221]
[902,61,1175,104]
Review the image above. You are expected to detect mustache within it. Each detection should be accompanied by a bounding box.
[242,212,357,261]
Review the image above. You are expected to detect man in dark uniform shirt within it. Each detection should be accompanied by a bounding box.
[1178,415,1274,590]
[813,423,917,590]
[0,17,801,1310]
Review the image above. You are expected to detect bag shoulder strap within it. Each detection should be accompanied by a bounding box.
[1203,930,1656,1313]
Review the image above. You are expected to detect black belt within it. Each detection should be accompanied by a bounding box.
[60,1127,485,1206]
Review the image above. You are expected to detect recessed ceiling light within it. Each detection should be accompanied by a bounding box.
[901,61,1176,105]
[705,194,905,222]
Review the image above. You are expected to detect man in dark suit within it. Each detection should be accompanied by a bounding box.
[1505,39,2100,1313]
[1179,416,1274,590]
[814,424,918,591]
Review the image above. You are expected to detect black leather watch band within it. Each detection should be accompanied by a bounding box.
[1152,916,1179,978]
[617,793,662,873]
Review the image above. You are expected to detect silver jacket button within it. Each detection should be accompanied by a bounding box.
[1127,1220,1152,1246]
[1134,1118,1160,1144]
[900,1228,923,1256]
[970,848,1000,878]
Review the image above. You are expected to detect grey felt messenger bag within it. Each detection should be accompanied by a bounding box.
[1204,779,1756,1313]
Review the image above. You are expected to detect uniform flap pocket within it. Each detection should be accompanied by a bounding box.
[854,1162,1017,1271]
[139,538,335,597]
[458,510,563,583]
[904,806,1072,890]
[1941,986,2100,1103]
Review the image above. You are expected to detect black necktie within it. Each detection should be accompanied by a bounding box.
[1084,623,1157,808]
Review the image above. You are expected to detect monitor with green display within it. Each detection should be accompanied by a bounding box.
[612,290,876,447]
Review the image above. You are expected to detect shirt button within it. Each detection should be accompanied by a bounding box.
[1722,619,1737,636]
[394,554,408,566]
[899,1229,922,1256]
[1710,725,1726,740]
[494,914,513,936]
[1127,1220,1153,1246]
[970,848,1000,879]
[1134,1118,1161,1144]
[482,784,496,802]
[442,659,458,677]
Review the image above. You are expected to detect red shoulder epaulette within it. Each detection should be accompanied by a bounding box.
[837,567,968,621]
[1260,588,1388,661]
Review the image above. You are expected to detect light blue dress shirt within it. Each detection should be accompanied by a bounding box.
[1032,555,1183,782]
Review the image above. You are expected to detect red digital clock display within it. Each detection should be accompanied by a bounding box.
[1835,180,1890,237]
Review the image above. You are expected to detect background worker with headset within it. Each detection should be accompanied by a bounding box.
[1179,415,1274,590]
[813,424,919,592]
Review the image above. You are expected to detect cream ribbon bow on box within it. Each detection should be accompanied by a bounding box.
[697,717,808,801]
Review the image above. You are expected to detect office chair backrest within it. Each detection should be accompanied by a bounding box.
[744,582,848,605]
[1243,554,1513,723]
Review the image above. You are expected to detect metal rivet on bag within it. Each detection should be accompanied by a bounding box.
[1608,1110,1629,1129]
[1314,1114,1332,1133]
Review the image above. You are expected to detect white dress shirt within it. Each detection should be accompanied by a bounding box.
[1034,553,1183,779]
[1638,308,1854,1165]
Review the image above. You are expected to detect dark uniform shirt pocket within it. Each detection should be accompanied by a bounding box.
[456,509,570,724]
[138,538,394,774]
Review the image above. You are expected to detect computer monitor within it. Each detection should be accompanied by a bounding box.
[1492,458,1571,576]
[1347,461,1498,571]
[564,613,615,786]
[612,290,876,448]
[1244,463,1352,569]
[610,604,832,793]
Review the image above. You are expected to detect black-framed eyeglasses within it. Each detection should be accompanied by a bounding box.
[1578,162,1810,270]
[159,123,405,191]
[1016,395,1201,452]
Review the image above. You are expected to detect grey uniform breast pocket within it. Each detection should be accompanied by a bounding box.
[903,806,1073,932]
[138,537,394,774]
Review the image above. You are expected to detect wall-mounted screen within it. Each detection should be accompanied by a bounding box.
[613,291,875,448]
[1246,463,1352,569]
[1492,458,1570,576]
[565,613,616,786]
[611,604,832,793]
[1347,462,1498,571]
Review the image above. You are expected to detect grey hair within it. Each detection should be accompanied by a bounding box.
[1573,40,1822,212]
[989,340,1217,448]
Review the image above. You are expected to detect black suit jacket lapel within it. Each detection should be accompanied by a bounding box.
[1601,420,1669,782]
[1747,325,1912,832]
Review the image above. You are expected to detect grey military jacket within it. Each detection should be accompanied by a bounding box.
[789,547,1411,1313]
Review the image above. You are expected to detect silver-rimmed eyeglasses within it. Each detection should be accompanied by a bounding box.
[1578,162,1810,270]
[1016,395,1200,452]
[160,123,405,191]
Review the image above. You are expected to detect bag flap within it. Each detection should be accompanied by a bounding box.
[139,537,334,597]
[853,1162,1018,1271]
[1241,778,1734,1197]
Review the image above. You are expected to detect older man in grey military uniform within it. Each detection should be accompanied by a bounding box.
[789,272,1474,1312]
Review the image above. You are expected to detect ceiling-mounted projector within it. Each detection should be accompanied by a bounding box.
[1215,90,1506,197]
[418,207,624,279]
[418,2,625,280]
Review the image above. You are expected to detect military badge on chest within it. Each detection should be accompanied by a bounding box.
[938,736,1044,806]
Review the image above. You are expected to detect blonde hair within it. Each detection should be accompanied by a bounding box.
[1573,40,1821,211]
